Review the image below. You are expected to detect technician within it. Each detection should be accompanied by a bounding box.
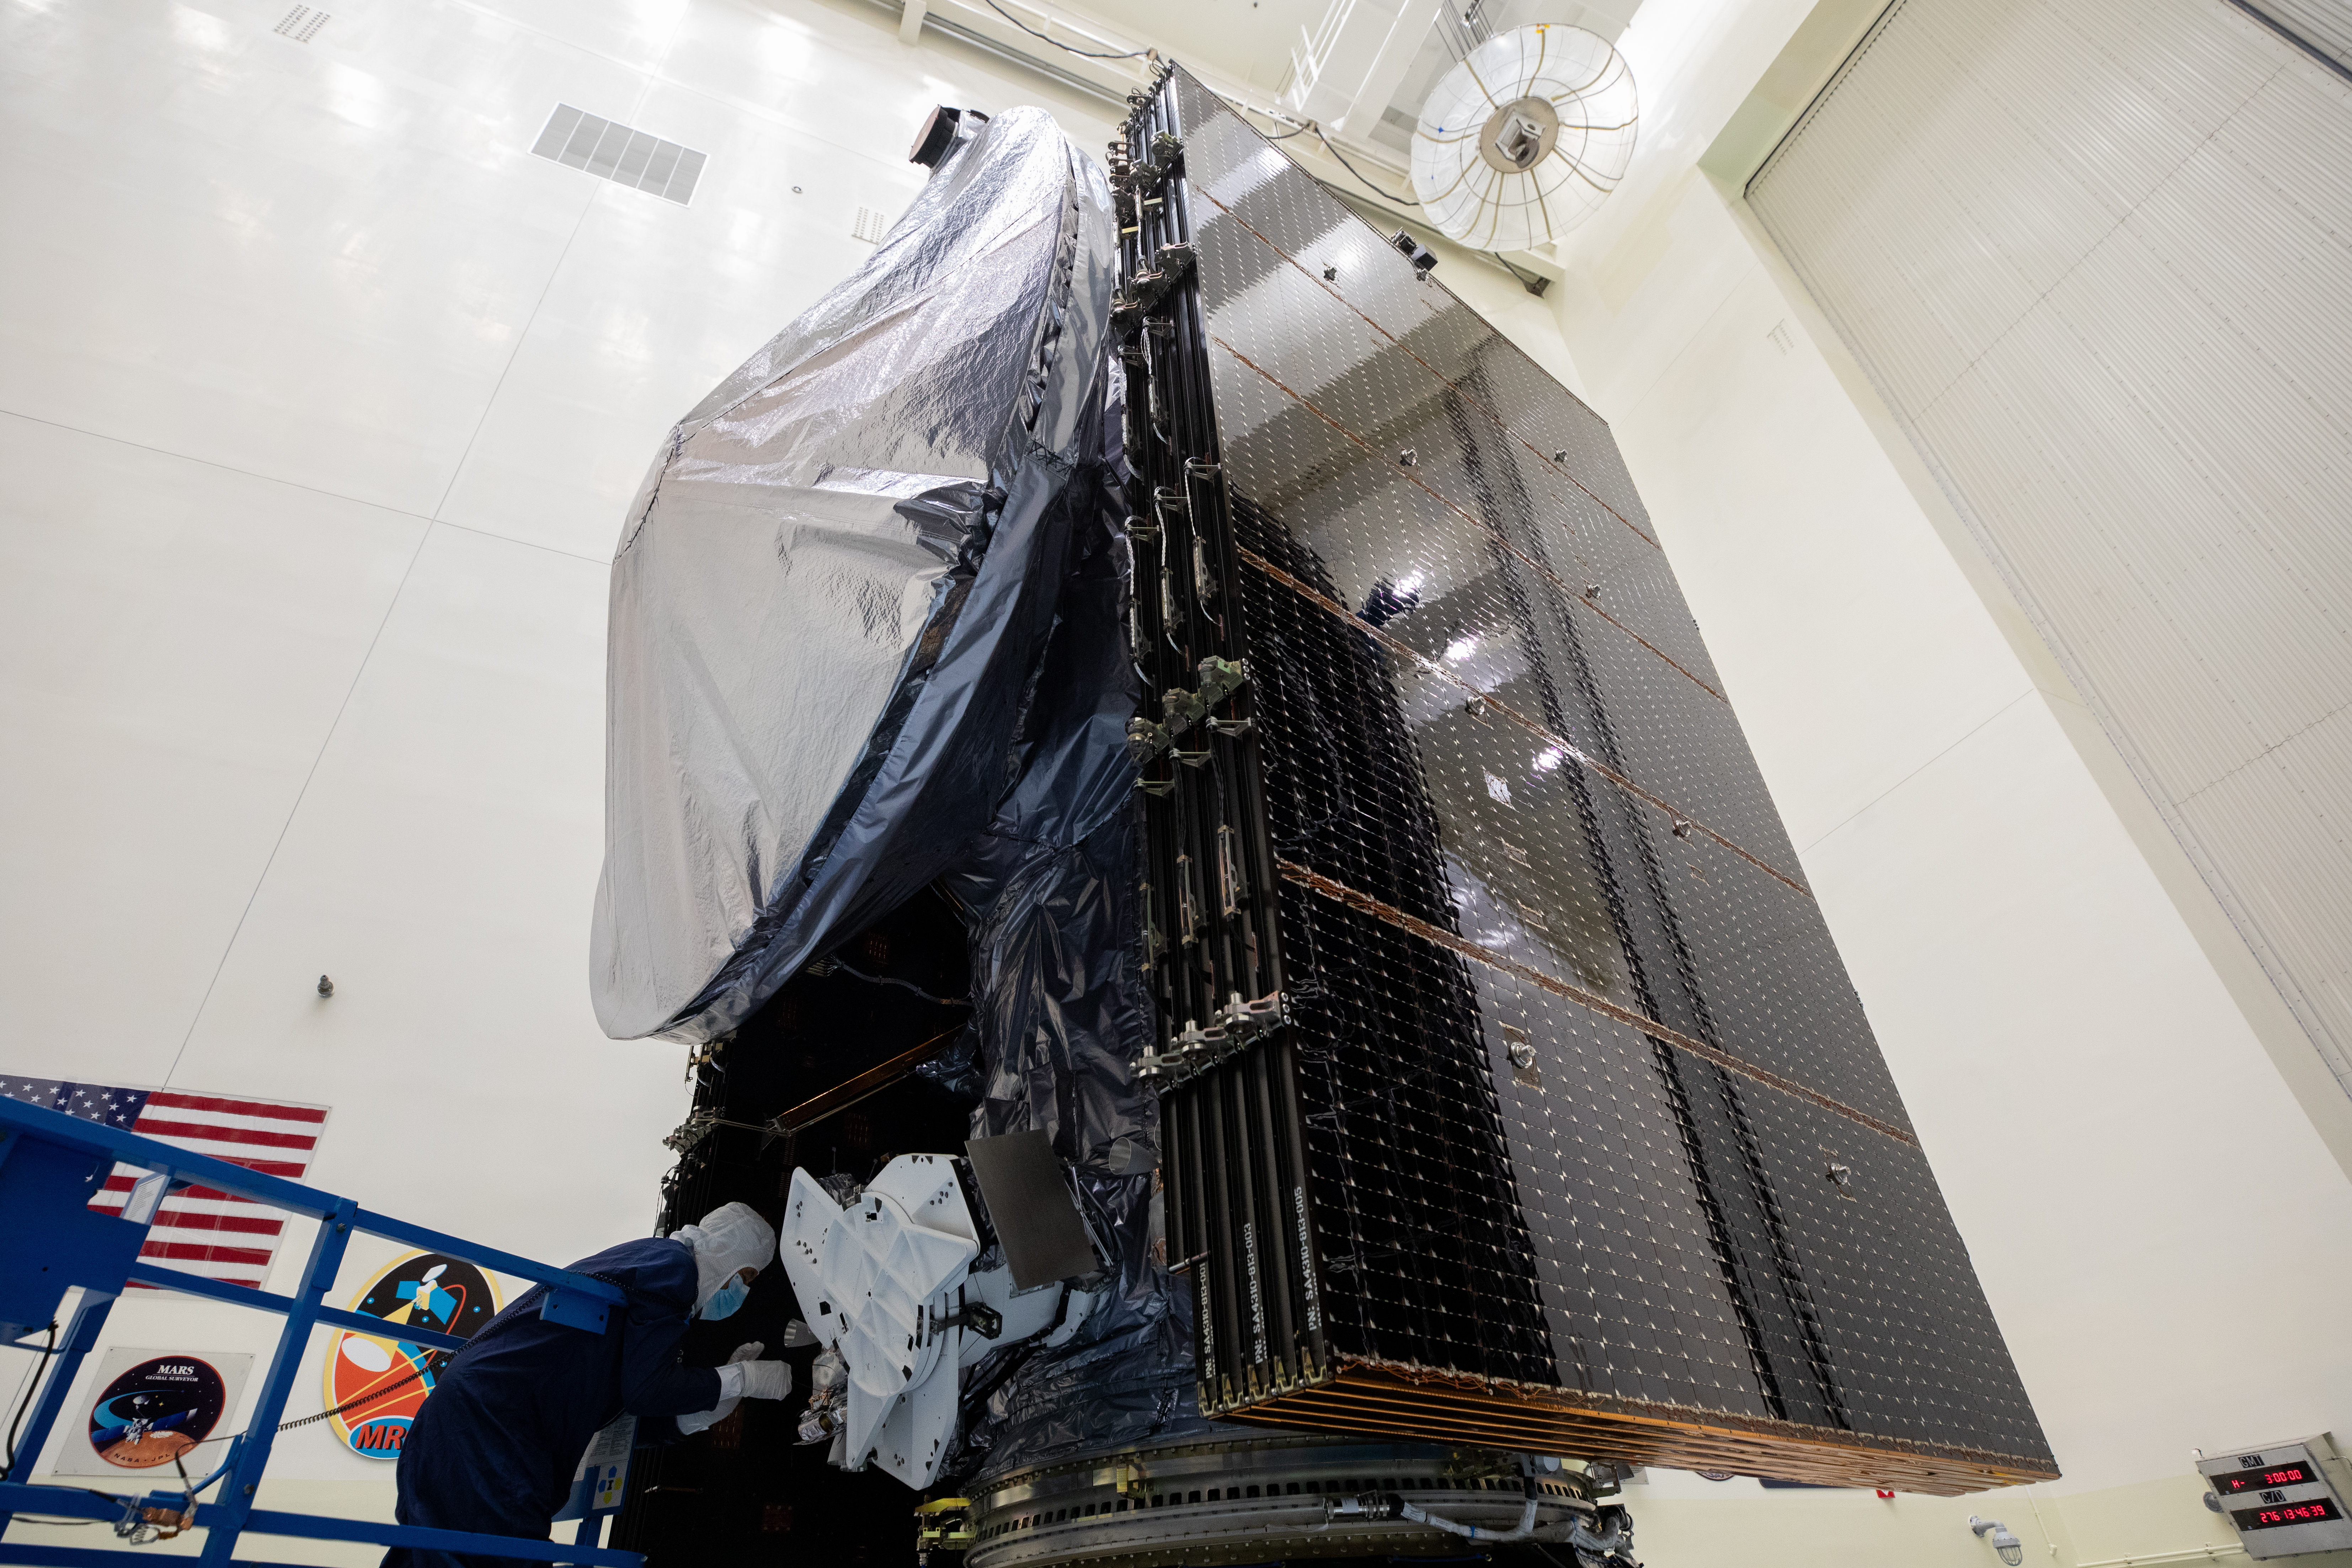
[383,1201,791,1566]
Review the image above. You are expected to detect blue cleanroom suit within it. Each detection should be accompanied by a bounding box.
[382,1204,781,1568]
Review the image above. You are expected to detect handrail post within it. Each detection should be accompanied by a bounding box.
[0,1289,118,1541]
[0,1102,646,1566]
[196,1197,357,1566]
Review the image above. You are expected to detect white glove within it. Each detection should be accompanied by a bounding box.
[677,1341,767,1435]
[739,1358,792,1401]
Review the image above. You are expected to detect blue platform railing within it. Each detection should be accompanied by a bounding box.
[0,1094,642,1566]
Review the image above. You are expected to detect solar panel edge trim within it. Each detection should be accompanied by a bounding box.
[1221,1370,2058,1494]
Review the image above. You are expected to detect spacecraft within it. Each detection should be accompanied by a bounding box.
[595,64,2054,1567]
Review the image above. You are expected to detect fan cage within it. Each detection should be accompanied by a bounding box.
[1410,25,1639,251]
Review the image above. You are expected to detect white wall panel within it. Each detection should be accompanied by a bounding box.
[167,523,671,1287]
[1751,0,2352,1101]
[0,412,424,1084]
[0,4,649,517]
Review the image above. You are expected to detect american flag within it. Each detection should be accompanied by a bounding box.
[0,1078,330,1291]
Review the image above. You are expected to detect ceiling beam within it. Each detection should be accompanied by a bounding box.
[1284,0,1439,132]
[1326,0,1441,143]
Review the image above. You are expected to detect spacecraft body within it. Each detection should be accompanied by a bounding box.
[594,101,1199,1489]
[594,65,2054,1557]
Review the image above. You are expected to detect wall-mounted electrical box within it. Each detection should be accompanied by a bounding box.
[2198,1436,2352,1558]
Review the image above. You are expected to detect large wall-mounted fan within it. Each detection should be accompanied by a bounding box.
[1409,23,1638,251]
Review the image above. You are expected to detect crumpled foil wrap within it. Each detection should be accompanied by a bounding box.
[593,106,1118,1045]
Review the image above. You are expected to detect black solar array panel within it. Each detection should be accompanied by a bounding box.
[1121,66,2052,1488]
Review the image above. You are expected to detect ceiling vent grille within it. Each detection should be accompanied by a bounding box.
[272,5,330,42]
[852,206,889,244]
[531,105,706,206]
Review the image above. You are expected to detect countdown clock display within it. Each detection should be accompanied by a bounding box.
[2197,1439,2352,1559]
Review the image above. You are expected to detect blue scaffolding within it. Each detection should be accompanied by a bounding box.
[0,1094,646,1566]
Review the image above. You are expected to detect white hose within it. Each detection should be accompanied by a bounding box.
[1326,1489,1542,1543]
[1401,1494,1539,1542]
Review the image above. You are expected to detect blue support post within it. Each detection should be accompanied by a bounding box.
[0,1486,642,1566]
[0,1097,646,1568]
[119,1263,467,1353]
[194,1199,356,1567]
[0,1291,117,1534]
[236,1505,642,1562]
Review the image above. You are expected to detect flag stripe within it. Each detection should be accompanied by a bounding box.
[108,1107,328,1136]
[3,1078,328,1290]
[152,1153,310,1178]
[128,1276,266,1292]
[149,1145,310,1168]
[130,1118,319,1151]
[149,1210,286,1237]
[139,1240,277,1267]
[88,1145,316,1180]
[94,1179,283,1209]
[95,1195,290,1227]
[101,1150,310,1179]
[146,1091,327,1123]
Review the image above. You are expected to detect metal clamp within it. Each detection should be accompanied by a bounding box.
[1216,990,1284,1036]
[928,1301,1002,1340]
[1126,716,1172,764]
[1136,992,1285,1087]
[1197,655,1247,707]
[1113,244,1197,339]
[1191,534,1220,606]
[1139,1018,1225,1084]
[1162,686,1206,735]
[1141,882,1167,965]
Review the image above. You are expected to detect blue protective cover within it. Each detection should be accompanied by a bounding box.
[930,420,1222,1479]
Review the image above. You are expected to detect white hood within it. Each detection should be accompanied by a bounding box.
[673,1200,775,1311]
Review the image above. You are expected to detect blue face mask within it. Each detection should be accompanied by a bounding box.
[702,1273,749,1321]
